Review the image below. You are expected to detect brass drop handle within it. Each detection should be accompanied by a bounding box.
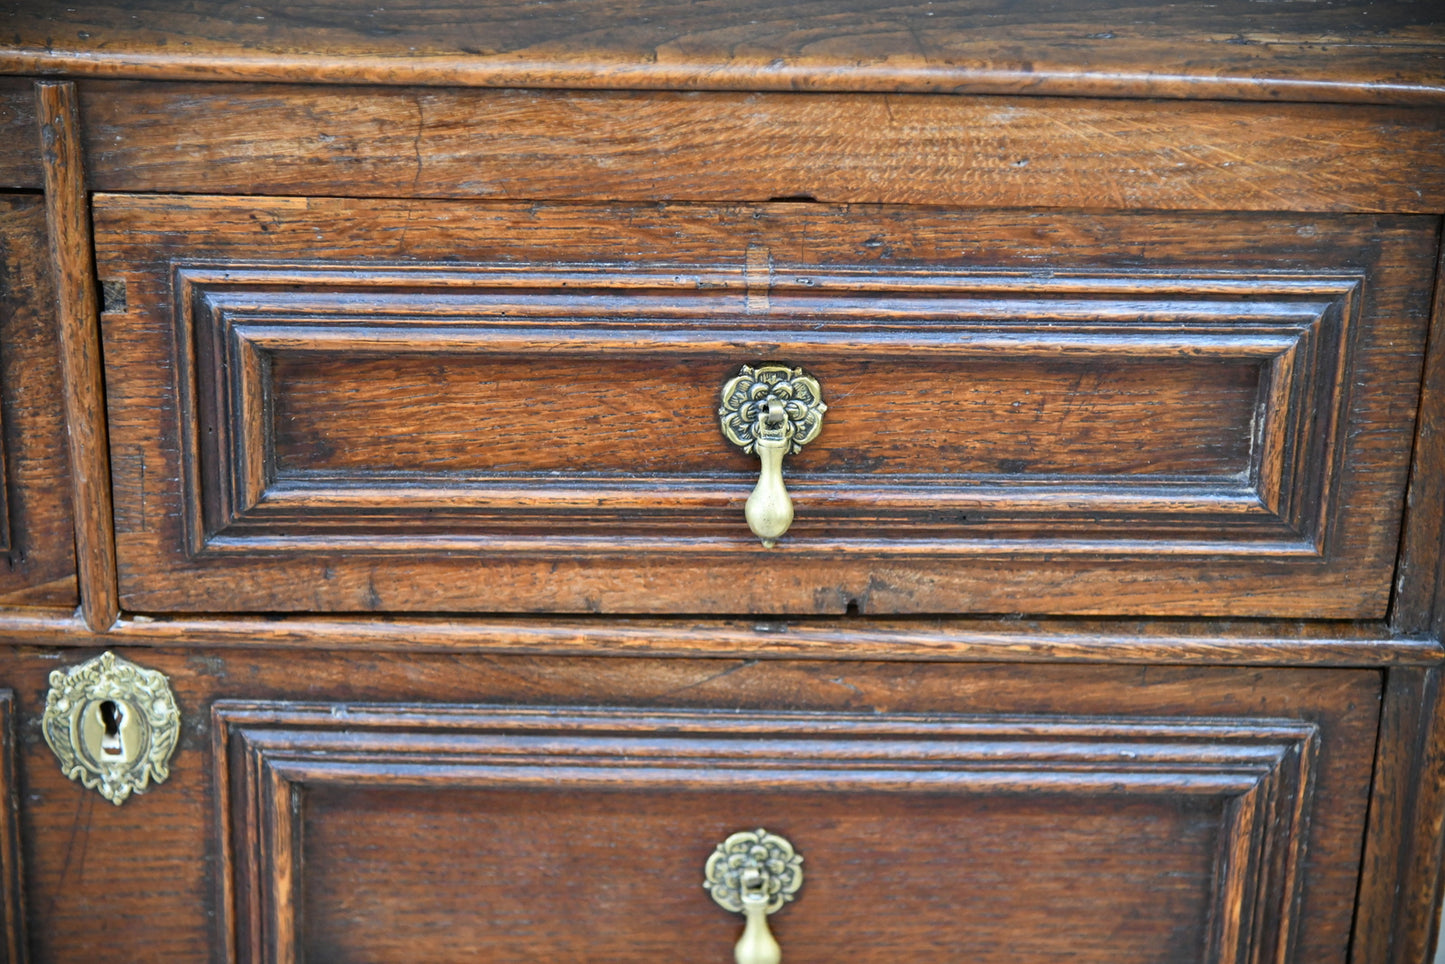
[705,829,804,964]
[718,366,826,547]
[735,872,782,964]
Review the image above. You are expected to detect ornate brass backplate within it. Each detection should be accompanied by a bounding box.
[42,651,180,805]
[705,828,804,964]
[718,365,826,547]
[718,366,826,458]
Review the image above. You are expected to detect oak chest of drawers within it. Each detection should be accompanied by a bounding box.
[0,2,1443,961]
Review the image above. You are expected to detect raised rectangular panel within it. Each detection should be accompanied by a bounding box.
[215,702,1318,964]
[93,197,1437,615]
[183,265,1351,557]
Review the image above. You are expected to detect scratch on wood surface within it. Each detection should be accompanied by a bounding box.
[49,788,92,912]
[653,659,760,698]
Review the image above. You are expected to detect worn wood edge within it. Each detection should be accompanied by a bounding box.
[0,609,1438,666]
[35,81,117,633]
[1351,667,1445,963]
[1350,667,1417,963]
[1393,228,1445,635]
[261,761,298,964]
[1273,729,1319,964]
[0,692,24,964]
[214,701,260,964]
[4,54,1445,107]
[1433,245,1445,643]
[0,340,10,558]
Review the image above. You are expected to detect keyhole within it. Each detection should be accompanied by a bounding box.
[98,700,125,756]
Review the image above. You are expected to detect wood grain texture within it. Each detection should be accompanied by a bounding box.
[1392,671,1445,964]
[304,787,1217,961]
[0,196,76,609]
[180,263,1349,564]
[1394,239,1445,637]
[3,0,1445,104]
[0,692,24,964]
[1352,668,1445,964]
[269,351,1263,478]
[36,82,116,632]
[0,81,39,191]
[76,83,1445,214]
[0,385,10,557]
[218,702,1317,963]
[0,648,1380,963]
[94,196,1437,617]
[0,23,1438,959]
[0,610,1439,668]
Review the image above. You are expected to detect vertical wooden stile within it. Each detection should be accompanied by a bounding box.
[0,693,25,963]
[1352,667,1445,964]
[35,80,118,632]
[1392,239,1445,635]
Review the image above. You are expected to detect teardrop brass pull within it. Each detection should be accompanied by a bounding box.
[704,828,804,964]
[718,365,826,547]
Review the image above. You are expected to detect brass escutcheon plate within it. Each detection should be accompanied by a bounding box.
[42,651,180,805]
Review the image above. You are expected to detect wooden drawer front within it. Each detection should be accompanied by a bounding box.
[0,196,76,607]
[10,656,1376,962]
[94,196,1438,616]
[218,703,1316,963]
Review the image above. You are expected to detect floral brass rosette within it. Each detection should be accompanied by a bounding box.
[718,365,826,455]
[704,827,805,914]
